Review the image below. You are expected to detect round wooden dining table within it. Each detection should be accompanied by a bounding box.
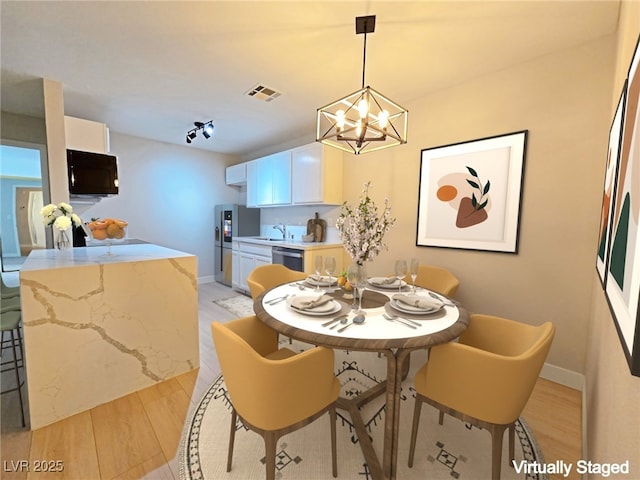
[254,281,469,480]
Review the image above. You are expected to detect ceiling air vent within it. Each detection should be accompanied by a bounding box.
[245,84,282,102]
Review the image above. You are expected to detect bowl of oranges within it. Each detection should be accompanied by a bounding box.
[88,218,128,253]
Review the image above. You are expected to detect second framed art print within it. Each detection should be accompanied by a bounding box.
[416,130,528,253]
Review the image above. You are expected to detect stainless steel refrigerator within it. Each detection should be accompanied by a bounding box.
[214,204,260,286]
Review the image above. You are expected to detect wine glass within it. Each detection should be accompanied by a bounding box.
[410,258,419,293]
[325,256,336,283]
[347,264,359,309]
[394,260,408,293]
[314,255,323,291]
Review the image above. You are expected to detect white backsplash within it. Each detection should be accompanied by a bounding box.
[259,205,342,243]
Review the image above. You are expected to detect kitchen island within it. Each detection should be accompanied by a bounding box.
[19,243,199,429]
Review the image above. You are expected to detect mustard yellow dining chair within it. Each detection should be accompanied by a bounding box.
[408,314,555,480]
[247,264,307,299]
[211,315,340,480]
[407,265,460,297]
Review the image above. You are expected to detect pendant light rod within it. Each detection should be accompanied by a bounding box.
[361,30,367,88]
[356,15,376,89]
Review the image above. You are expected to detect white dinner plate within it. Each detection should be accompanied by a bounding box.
[287,298,342,316]
[368,277,407,289]
[390,299,443,315]
[305,275,337,287]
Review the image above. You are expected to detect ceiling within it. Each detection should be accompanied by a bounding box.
[1,1,620,158]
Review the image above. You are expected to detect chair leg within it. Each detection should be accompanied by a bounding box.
[329,407,337,477]
[490,425,507,480]
[8,328,25,428]
[227,408,237,472]
[508,423,515,464]
[407,396,423,468]
[264,431,277,480]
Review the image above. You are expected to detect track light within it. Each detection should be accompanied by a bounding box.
[185,121,214,143]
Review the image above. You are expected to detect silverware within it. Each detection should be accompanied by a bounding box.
[383,313,418,329]
[322,314,347,328]
[330,317,349,330]
[338,314,365,333]
[428,292,457,306]
[265,294,289,305]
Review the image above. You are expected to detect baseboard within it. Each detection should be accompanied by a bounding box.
[198,275,215,284]
[539,362,585,391]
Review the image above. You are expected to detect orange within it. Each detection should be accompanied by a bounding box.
[106,224,121,238]
[93,229,107,240]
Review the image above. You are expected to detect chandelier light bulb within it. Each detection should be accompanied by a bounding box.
[336,110,345,130]
[379,110,389,129]
[358,98,369,119]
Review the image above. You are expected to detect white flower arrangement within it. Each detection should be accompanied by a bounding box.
[336,181,396,265]
[41,202,82,231]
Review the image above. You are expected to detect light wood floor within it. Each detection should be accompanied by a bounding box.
[1,281,582,480]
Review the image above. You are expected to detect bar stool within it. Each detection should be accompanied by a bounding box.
[1,310,26,427]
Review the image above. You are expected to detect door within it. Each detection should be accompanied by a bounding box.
[16,187,45,256]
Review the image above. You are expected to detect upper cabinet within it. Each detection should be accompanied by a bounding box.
[225,163,247,186]
[64,116,110,154]
[245,142,343,208]
[246,151,291,207]
[291,143,343,205]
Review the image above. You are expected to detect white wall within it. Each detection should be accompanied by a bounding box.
[76,132,241,281]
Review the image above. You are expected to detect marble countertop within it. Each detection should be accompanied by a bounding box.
[233,236,343,250]
[21,243,194,272]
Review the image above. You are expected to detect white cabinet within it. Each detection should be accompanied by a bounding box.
[246,161,259,207]
[233,241,272,292]
[226,163,247,185]
[291,143,343,205]
[246,151,291,207]
[245,142,343,208]
[64,116,110,153]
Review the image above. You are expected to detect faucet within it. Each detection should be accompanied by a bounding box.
[273,223,287,239]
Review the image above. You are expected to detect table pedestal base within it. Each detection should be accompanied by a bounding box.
[335,349,412,480]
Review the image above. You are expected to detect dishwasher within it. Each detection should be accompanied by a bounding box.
[271,246,305,272]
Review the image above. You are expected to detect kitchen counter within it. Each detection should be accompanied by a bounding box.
[235,236,343,251]
[19,243,199,429]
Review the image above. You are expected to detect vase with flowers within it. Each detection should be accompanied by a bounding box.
[336,182,395,305]
[41,202,82,251]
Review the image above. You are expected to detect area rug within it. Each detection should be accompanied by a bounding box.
[213,295,255,318]
[180,333,547,480]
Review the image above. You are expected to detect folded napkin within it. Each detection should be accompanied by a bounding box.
[308,275,332,283]
[393,294,443,310]
[370,277,398,285]
[290,295,333,311]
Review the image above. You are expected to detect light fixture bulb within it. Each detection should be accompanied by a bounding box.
[379,110,389,129]
[204,123,214,136]
[358,98,368,119]
[336,110,345,130]
[356,119,362,137]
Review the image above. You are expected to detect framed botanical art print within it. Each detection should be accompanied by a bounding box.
[416,130,528,253]
[605,35,640,377]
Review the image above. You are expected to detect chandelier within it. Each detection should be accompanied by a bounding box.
[316,15,408,155]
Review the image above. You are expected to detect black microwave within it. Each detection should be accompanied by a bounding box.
[67,149,119,195]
